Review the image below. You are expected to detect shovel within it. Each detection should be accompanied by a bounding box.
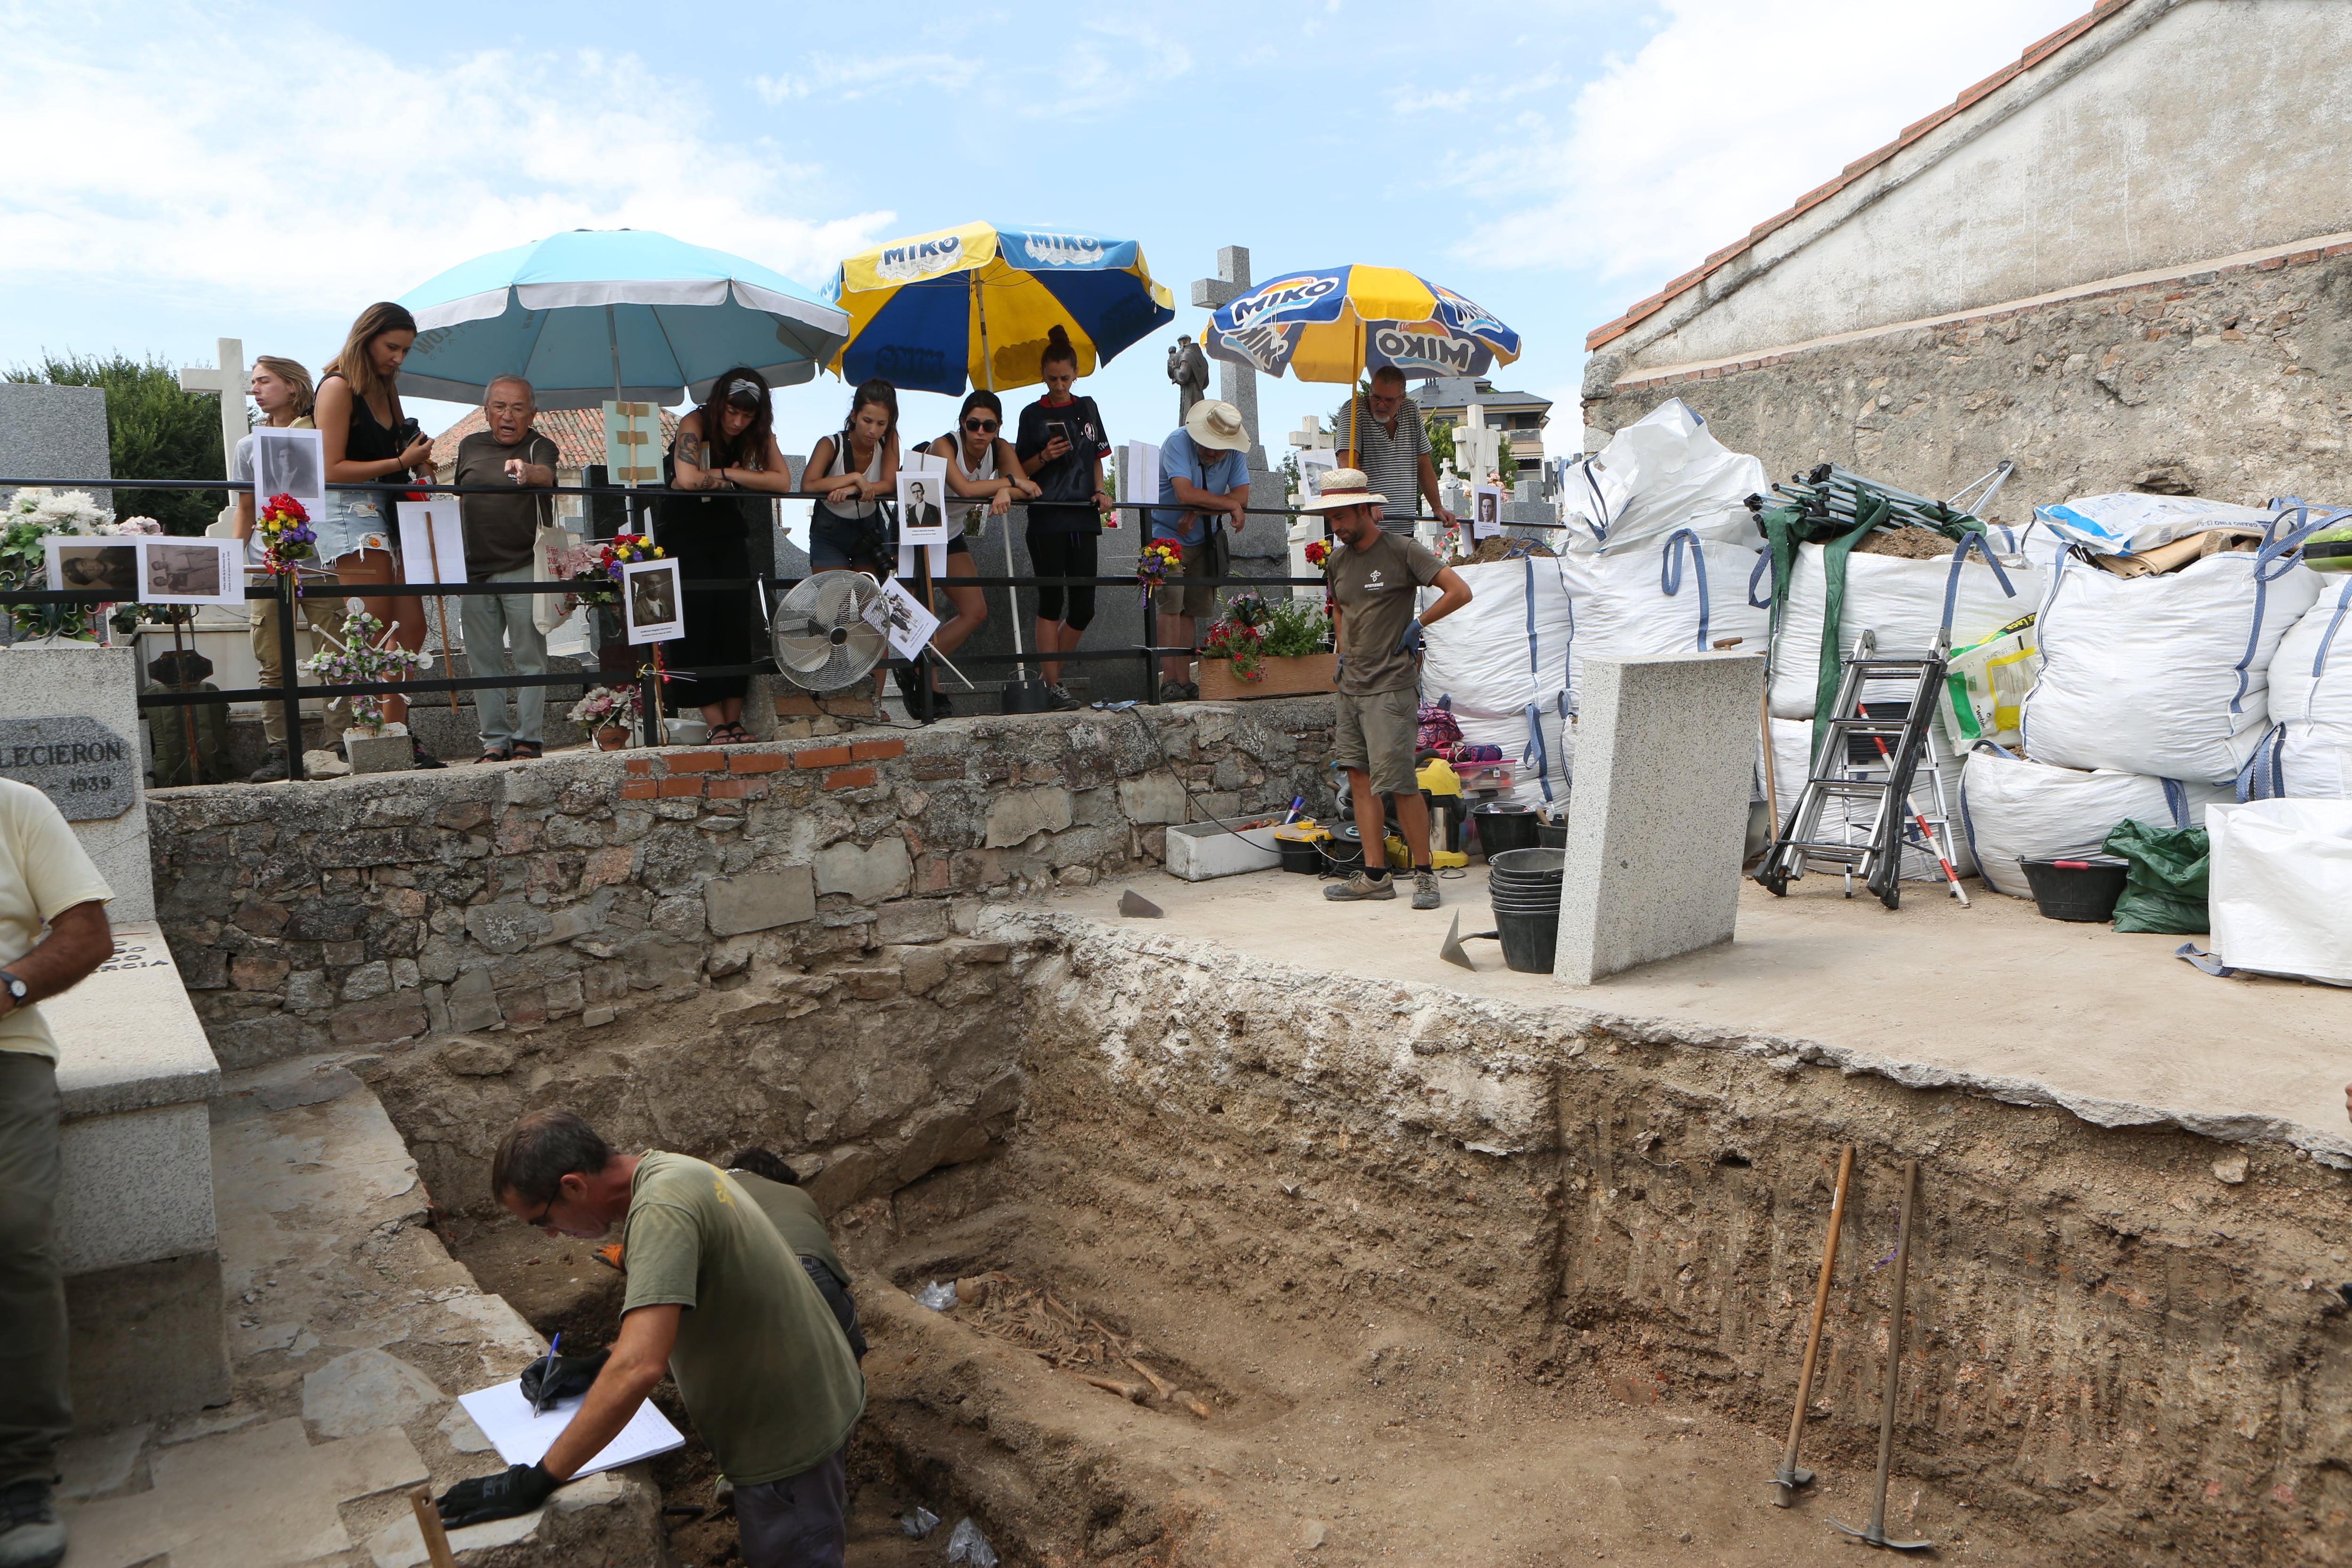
[1828,1158,1934,1551]
[1439,912,1501,970]
[1771,1143,1854,1505]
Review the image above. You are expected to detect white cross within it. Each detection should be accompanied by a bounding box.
[178,337,248,463]
[1288,415,1333,452]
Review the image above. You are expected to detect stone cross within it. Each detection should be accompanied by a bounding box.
[1189,247,1264,468]
[177,337,249,464]
[1455,401,1505,486]
[1288,415,1334,454]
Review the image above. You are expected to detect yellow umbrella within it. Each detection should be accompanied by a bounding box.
[824,221,1176,394]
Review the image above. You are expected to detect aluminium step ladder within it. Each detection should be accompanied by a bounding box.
[1756,630,1957,910]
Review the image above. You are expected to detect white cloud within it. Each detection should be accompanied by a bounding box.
[756,52,987,104]
[1451,0,2089,289]
[0,17,891,314]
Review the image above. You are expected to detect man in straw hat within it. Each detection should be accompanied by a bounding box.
[1148,399,1253,700]
[1300,470,1471,908]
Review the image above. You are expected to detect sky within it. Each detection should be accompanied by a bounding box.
[1,0,2091,487]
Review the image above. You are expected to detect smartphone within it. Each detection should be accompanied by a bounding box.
[1046,421,1068,446]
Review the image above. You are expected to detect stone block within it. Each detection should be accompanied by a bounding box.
[803,1145,880,1216]
[64,1250,230,1431]
[984,785,1073,848]
[345,731,413,775]
[302,1346,445,1439]
[464,901,552,954]
[0,645,156,921]
[56,1100,215,1274]
[875,899,951,945]
[446,968,501,1033]
[1116,773,1188,825]
[329,995,429,1046]
[704,867,818,936]
[815,837,912,903]
[1553,653,1762,987]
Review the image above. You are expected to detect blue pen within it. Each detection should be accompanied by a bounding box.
[532,1332,562,1417]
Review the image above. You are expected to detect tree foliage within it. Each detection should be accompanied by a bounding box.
[5,354,225,535]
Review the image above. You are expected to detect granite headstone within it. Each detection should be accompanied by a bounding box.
[0,382,111,511]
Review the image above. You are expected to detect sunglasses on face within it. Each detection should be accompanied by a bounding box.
[964,418,999,433]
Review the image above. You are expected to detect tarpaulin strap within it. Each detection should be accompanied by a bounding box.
[2235,727,2287,802]
[1748,550,1771,609]
[1570,458,1611,549]
[1557,556,1578,716]
[1660,527,1713,650]
[2312,578,2352,680]
[1940,531,2018,641]
[2160,778,2191,830]
[1810,494,1890,765]
[2175,942,2235,978]
[2236,506,2328,712]
[1521,701,1554,802]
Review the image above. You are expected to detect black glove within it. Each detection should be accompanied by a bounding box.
[518,1347,609,1405]
[438,1462,559,1528]
[1396,619,1424,657]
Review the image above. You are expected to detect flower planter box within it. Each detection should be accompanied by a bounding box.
[1190,652,1337,701]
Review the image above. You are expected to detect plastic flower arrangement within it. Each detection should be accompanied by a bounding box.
[1221,588,1271,629]
[304,611,431,734]
[569,534,662,605]
[255,493,318,583]
[1137,539,1183,584]
[1200,616,1266,683]
[569,683,644,731]
[1302,538,1330,569]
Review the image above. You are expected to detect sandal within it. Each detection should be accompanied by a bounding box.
[475,747,510,765]
[510,741,543,760]
[709,723,754,745]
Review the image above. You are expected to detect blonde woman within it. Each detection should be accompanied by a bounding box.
[230,357,352,780]
[315,302,441,766]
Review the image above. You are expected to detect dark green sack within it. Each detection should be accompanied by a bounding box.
[2101,818,2209,934]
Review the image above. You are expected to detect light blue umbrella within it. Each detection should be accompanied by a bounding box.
[395,229,850,411]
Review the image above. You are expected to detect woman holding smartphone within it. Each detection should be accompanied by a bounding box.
[1013,326,1114,709]
[914,390,1033,716]
[662,368,795,744]
[316,302,441,766]
[800,379,899,584]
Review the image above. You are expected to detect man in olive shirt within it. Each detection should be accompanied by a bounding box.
[453,376,561,763]
[1301,470,1472,910]
[442,1112,864,1566]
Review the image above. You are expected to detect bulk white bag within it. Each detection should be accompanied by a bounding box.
[1768,530,2043,720]
[1956,746,2225,899]
[1558,398,1764,558]
[2241,577,2352,799]
[2020,532,2323,785]
[1563,529,1768,711]
[1418,555,1574,808]
[2205,799,2352,986]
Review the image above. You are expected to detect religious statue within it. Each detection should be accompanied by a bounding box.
[1167,334,1209,420]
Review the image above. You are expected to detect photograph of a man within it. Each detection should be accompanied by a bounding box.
[49,543,138,596]
[1477,489,1499,527]
[896,473,945,543]
[144,541,226,599]
[250,424,324,504]
[623,558,681,645]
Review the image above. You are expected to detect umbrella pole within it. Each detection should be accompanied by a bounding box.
[977,281,1029,685]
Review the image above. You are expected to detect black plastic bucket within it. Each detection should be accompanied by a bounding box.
[1537,820,1567,850]
[1488,847,1566,883]
[1470,803,1540,859]
[2021,858,2130,923]
[1276,836,1322,875]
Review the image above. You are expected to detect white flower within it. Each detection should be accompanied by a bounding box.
[21,488,115,534]
[115,516,163,536]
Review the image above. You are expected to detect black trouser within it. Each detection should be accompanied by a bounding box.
[0,1051,66,1486]
[801,1256,866,1361]
[1025,528,1098,630]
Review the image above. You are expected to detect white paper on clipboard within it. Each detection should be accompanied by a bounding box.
[456,1378,685,1478]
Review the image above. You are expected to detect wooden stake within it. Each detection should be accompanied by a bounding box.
[410,1486,458,1568]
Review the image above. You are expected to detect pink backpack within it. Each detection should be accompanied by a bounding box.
[1416,702,1463,753]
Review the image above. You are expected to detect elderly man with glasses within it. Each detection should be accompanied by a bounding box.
[1332,366,1457,538]
[453,376,561,764]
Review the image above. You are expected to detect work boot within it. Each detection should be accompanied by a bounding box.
[1157,679,1191,703]
[0,1478,65,1568]
[1323,869,1396,901]
[247,744,289,783]
[1411,868,1440,910]
[1046,683,1081,712]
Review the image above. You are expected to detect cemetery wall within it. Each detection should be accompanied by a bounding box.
[143,701,1335,1204]
[1584,243,2352,520]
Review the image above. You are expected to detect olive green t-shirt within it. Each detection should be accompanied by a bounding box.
[726,1171,851,1289]
[621,1152,864,1484]
[1326,531,1445,695]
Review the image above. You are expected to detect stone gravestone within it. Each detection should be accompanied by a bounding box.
[0,380,111,512]
[0,644,230,1425]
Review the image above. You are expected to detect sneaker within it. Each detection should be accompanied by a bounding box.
[1158,679,1191,703]
[1184,682,1201,701]
[246,745,290,783]
[1411,868,1440,910]
[0,1477,65,1568]
[1323,870,1397,901]
[410,739,447,771]
[1046,683,1082,711]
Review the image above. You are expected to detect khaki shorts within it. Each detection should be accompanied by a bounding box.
[1332,686,1420,796]
[1152,532,1226,619]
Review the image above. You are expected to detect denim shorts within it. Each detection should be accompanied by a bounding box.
[311,493,393,564]
[808,508,887,575]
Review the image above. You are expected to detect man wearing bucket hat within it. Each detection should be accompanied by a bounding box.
[1303,470,1472,909]
[1149,399,1253,700]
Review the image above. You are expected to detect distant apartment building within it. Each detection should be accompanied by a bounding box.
[1415,376,1553,472]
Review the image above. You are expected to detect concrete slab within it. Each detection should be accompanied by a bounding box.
[1051,866,2352,1159]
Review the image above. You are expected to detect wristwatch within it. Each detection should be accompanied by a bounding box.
[0,970,24,1006]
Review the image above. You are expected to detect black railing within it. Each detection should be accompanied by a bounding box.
[2,474,1567,783]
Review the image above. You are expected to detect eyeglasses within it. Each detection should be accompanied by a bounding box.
[520,1195,559,1230]
[964,418,999,433]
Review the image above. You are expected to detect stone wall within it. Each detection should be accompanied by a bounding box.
[1586,238,2352,518]
[146,700,1336,1075]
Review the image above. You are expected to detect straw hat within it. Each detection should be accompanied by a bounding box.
[1295,468,1388,514]
[1184,399,1249,453]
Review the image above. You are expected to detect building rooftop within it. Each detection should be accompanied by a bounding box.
[1416,376,1552,414]
[430,405,681,471]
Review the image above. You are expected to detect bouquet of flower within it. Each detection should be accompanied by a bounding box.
[305,611,431,733]
[0,487,160,638]
[1221,588,1271,629]
[567,533,663,606]
[255,493,317,582]
[569,684,643,730]
[1137,538,1183,585]
[1302,538,1330,569]
[1200,616,1266,683]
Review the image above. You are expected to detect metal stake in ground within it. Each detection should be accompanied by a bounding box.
[1772,1143,1854,1505]
[1829,1158,1934,1551]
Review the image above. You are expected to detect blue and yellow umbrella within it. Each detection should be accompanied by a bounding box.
[1200,264,1520,386]
[825,222,1176,396]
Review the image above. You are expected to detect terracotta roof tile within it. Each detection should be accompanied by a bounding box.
[430,405,681,470]
[1586,0,2137,353]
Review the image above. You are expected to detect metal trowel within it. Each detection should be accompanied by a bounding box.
[1439,913,1500,970]
[1119,889,1163,918]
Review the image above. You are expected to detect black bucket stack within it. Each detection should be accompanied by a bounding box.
[1487,847,1565,972]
